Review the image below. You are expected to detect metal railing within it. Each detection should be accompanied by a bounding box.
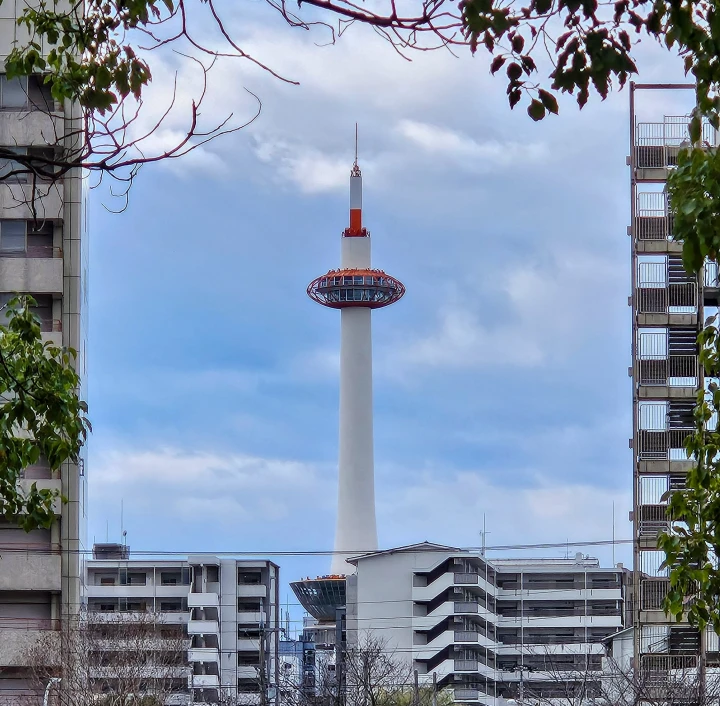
[638,504,670,536]
[640,654,699,671]
[637,428,694,460]
[641,579,669,610]
[637,284,697,314]
[705,260,720,288]
[636,192,671,240]
[454,660,479,671]
[637,355,698,386]
[454,630,479,642]
[453,689,480,700]
[454,601,479,613]
[0,617,59,630]
[635,118,715,169]
[454,573,480,584]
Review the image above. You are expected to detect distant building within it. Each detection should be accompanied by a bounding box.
[345,543,629,705]
[85,544,280,704]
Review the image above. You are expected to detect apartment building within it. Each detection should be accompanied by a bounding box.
[0,46,88,706]
[628,84,720,689]
[85,544,281,705]
[345,543,627,706]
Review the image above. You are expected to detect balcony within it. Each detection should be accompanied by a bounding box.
[237,584,267,598]
[0,551,61,591]
[188,647,220,664]
[0,182,63,220]
[641,578,670,611]
[237,611,265,624]
[454,602,479,614]
[454,659,479,671]
[237,665,261,679]
[0,255,62,293]
[18,478,62,514]
[637,428,694,461]
[188,620,219,635]
[0,111,62,146]
[0,621,59,666]
[191,674,220,689]
[637,356,698,392]
[454,573,479,585]
[237,638,260,651]
[188,592,219,608]
[453,689,480,701]
[634,117,714,174]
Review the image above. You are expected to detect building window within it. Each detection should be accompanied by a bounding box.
[0,220,54,257]
[0,75,54,111]
[160,601,183,612]
[238,572,261,585]
[0,221,24,254]
[99,577,117,586]
[0,147,56,183]
[238,600,261,612]
[0,76,28,109]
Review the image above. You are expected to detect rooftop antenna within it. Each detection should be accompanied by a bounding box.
[480,514,491,556]
[612,501,616,565]
[120,499,125,546]
[354,123,358,167]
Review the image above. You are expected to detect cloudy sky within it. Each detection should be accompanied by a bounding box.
[84,1,697,624]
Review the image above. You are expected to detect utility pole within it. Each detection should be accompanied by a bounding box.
[432,672,437,706]
[413,670,419,706]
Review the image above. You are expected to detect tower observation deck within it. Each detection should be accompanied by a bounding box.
[291,148,405,621]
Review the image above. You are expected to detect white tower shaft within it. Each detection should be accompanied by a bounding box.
[332,234,376,574]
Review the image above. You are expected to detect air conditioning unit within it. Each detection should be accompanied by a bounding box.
[453,558,463,565]
[453,587,464,594]
[453,616,464,623]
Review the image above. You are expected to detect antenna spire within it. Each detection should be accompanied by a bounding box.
[351,123,361,177]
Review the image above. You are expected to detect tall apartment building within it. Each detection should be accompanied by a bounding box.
[345,543,627,706]
[629,84,720,683]
[85,545,281,705]
[0,50,88,706]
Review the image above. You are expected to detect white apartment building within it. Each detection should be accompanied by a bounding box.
[85,544,281,705]
[0,56,88,706]
[346,543,628,706]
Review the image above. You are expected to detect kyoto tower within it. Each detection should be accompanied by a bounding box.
[307,142,405,575]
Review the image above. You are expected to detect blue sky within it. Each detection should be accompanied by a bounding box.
[84,5,697,622]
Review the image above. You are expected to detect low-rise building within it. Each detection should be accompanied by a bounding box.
[85,544,280,705]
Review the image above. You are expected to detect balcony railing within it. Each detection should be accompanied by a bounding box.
[637,428,694,460]
[635,118,715,169]
[637,356,698,387]
[638,504,670,535]
[641,579,669,610]
[454,631,479,643]
[640,654,699,671]
[454,573,479,585]
[453,689,480,701]
[454,602,479,613]
[454,660,479,671]
[637,284,697,314]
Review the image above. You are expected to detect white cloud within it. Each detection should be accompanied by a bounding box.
[90,444,630,567]
[378,468,632,565]
[385,247,625,373]
[398,119,549,170]
[91,447,332,527]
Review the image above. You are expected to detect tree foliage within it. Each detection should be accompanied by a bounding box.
[0,295,89,531]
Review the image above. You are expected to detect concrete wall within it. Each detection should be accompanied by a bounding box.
[0,629,59,667]
[0,554,61,591]
[0,257,63,292]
